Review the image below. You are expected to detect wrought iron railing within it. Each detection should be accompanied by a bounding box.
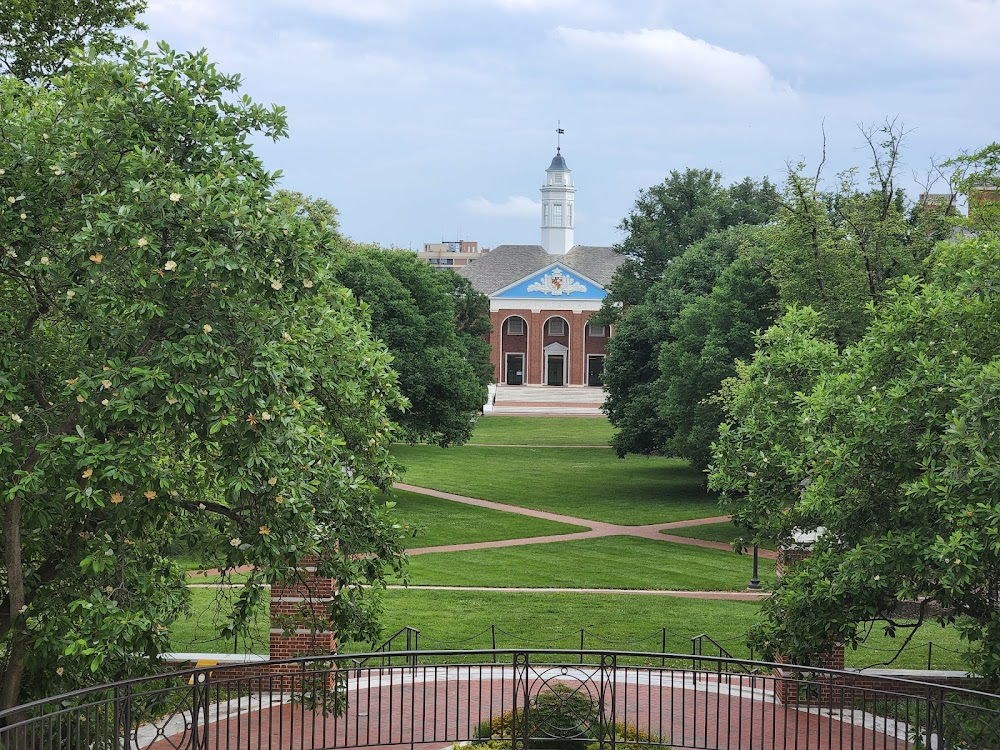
[2,649,999,750]
[349,626,421,667]
[339,625,966,672]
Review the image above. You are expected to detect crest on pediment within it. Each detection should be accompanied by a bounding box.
[526,268,587,296]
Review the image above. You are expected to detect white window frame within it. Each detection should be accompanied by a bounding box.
[586,322,607,337]
[507,317,525,335]
[547,318,566,336]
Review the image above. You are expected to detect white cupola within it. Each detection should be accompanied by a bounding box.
[540,147,576,254]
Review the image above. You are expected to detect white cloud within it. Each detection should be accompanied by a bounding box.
[494,0,605,12]
[280,0,429,23]
[143,0,240,33]
[463,196,540,218]
[279,0,611,23]
[553,27,794,98]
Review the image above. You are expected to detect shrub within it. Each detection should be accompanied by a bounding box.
[473,683,668,748]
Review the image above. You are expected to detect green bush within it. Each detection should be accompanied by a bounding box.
[472,684,669,748]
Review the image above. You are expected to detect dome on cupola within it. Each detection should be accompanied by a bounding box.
[548,148,568,170]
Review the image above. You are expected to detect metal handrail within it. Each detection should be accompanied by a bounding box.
[3,649,998,750]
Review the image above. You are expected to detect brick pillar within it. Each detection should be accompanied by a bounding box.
[527,311,543,384]
[268,557,337,688]
[490,311,503,382]
[571,311,586,385]
[772,537,848,705]
[775,546,812,578]
[773,645,847,706]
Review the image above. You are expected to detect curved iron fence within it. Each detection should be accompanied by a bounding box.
[1,649,999,750]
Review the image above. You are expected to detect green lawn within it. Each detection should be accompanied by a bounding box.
[344,589,764,655]
[170,587,270,654]
[389,489,587,548]
[403,536,774,591]
[468,416,613,446]
[174,586,969,671]
[392,446,717,525]
[665,522,776,552]
[339,589,968,671]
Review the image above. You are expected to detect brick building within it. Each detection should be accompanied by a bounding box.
[456,147,623,386]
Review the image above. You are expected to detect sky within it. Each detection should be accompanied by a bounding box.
[137,0,999,250]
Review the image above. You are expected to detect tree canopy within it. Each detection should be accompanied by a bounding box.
[603,125,954,471]
[0,0,147,81]
[602,169,778,312]
[0,44,406,708]
[709,236,1000,681]
[601,174,779,461]
[336,248,490,447]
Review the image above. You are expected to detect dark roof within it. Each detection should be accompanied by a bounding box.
[456,244,623,295]
[548,149,568,170]
[563,245,623,286]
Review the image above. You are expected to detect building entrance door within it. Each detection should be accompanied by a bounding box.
[506,353,524,385]
[587,356,604,386]
[546,355,565,386]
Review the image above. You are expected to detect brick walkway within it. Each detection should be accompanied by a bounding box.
[396,483,778,561]
[191,483,774,602]
[150,665,907,750]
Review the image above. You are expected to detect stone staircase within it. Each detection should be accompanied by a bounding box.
[487,385,606,416]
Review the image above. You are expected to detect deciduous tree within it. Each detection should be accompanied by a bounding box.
[709,237,1000,680]
[0,0,147,81]
[603,169,778,312]
[603,225,773,458]
[336,248,488,446]
[0,44,406,708]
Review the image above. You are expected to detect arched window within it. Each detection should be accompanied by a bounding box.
[507,317,525,335]
[547,318,566,336]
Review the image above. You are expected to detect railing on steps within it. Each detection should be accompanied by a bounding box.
[690,633,760,678]
[350,626,420,667]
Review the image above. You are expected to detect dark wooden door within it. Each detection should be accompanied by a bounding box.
[587,356,604,386]
[546,355,565,386]
[506,354,524,385]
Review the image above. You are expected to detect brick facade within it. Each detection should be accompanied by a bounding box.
[491,309,609,386]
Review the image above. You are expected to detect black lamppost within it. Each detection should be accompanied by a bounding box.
[748,544,761,590]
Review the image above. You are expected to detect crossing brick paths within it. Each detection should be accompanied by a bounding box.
[395,483,778,562]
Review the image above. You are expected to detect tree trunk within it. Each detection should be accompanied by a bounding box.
[1,495,26,712]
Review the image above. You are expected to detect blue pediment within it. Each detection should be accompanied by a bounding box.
[493,264,606,300]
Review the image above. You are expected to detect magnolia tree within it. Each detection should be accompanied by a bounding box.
[710,237,1000,680]
[0,44,407,708]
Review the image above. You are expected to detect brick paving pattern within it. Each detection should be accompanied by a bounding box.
[149,664,912,749]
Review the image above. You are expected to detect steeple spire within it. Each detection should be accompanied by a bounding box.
[540,127,575,254]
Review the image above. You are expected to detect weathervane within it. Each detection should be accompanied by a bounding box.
[556,121,564,152]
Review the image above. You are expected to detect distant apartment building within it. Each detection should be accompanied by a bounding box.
[417,240,489,269]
